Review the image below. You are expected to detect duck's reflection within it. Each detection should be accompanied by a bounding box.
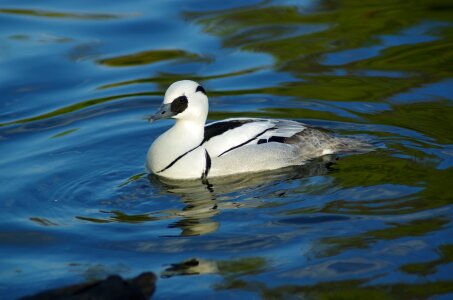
[161,258,219,278]
[149,156,335,236]
[76,157,334,234]
[161,256,267,278]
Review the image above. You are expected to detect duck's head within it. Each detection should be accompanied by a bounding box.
[149,80,208,124]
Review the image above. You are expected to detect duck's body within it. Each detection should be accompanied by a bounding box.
[147,80,369,180]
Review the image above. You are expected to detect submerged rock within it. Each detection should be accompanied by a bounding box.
[21,272,156,300]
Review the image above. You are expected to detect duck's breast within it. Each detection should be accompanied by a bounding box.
[155,146,207,180]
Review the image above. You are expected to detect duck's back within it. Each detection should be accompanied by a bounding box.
[202,118,367,178]
[202,118,302,156]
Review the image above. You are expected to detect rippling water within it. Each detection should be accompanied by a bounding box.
[1,0,452,299]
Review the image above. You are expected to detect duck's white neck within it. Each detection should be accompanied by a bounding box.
[147,119,205,173]
[167,119,205,144]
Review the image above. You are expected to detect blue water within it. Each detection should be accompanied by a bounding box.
[1,0,453,299]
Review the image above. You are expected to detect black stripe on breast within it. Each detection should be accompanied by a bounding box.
[156,120,254,174]
[202,150,211,180]
[156,146,198,174]
[202,119,254,144]
[218,127,275,157]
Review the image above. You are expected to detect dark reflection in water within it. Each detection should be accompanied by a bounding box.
[1,0,453,299]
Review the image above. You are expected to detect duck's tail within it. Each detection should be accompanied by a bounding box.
[331,135,375,154]
[286,128,374,158]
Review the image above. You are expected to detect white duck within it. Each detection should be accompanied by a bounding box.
[147,80,369,180]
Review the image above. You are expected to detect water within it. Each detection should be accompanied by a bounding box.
[1,0,452,298]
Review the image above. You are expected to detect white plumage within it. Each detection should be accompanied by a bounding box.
[146,80,370,180]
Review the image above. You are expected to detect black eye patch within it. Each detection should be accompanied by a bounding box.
[170,95,188,115]
[196,85,206,95]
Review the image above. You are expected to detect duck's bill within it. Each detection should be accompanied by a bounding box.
[147,103,174,122]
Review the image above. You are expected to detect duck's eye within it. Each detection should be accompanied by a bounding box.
[196,85,206,95]
[171,95,188,114]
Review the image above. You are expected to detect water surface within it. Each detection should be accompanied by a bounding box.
[1,0,452,299]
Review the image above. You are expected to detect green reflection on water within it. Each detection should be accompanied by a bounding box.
[401,244,453,275]
[320,217,448,257]
[29,217,58,226]
[0,8,124,20]
[210,107,358,123]
[51,128,79,138]
[186,0,453,146]
[361,101,453,143]
[325,152,453,215]
[97,49,209,67]
[117,172,147,188]
[356,38,453,73]
[216,278,453,299]
[98,66,267,90]
[0,92,153,127]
